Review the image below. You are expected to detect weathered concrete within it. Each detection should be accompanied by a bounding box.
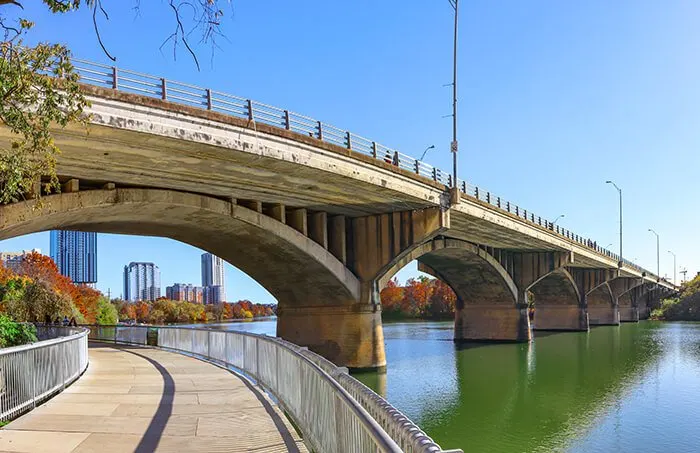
[587,284,620,326]
[531,269,588,331]
[0,344,306,453]
[276,304,386,370]
[453,305,531,342]
[619,306,639,323]
[535,305,589,331]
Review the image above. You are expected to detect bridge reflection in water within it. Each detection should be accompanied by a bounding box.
[354,321,664,453]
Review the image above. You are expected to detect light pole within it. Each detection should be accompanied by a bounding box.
[552,214,565,225]
[448,0,459,189]
[605,181,623,266]
[668,250,676,286]
[648,228,660,280]
[420,145,435,161]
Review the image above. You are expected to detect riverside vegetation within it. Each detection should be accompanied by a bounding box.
[651,274,700,321]
[0,251,274,347]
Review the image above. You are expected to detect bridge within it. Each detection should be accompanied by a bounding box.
[0,59,677,370]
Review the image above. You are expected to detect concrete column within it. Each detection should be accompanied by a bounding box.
[276,301,386,371]
[619,306,639,322]
[264,203,286,223]
[588,305,620,326]
[238,199,263,213]
[308,211,328,249]
[286,208,308,235]
[328,215,346,265]
[454,302,531,342]
[535,305,589,331]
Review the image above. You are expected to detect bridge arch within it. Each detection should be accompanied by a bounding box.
[529,268,588,331]
[0,189,391,368]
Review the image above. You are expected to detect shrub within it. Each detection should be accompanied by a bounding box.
[0,314,37,348]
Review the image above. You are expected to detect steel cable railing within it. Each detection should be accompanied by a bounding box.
[69,57,658,281]
[0,326,89,422]
[86,325,460,453]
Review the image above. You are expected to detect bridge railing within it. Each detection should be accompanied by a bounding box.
[0,326,89,422]
[86,324,459,453]
[70,58,656,281]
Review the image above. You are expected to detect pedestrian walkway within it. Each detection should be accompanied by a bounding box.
[0,343,307,453]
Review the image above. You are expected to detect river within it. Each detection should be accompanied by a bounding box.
[202,318,700,452]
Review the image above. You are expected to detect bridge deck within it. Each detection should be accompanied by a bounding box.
[0,343,307,453]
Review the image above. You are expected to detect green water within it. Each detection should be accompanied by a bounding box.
[355,321,700,453]
[210,319,700,452]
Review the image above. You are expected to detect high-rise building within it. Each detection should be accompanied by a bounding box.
[50,231,97,284]
[166,283,203,304]
[123,262,161,302]
[201,253,226,303]
[203,285,224,305]
[0,249,41,273]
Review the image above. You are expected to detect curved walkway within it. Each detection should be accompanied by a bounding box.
[0,343,307,453]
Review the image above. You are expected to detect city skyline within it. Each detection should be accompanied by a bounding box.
[123,262,161,302]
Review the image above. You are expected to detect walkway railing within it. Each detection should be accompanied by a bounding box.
[0,326,89,422]
[70,57,658,281]
[87,325,460,453]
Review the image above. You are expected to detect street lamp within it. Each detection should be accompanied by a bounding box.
[420,145,435,161]
[552,214,565,225]
[605,243,613,249]
[605,181,623,266]
[668,250,676,286]
[648,229,660,281]
[448,0,459,188]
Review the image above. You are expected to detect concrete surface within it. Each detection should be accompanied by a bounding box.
[0,343,307,453]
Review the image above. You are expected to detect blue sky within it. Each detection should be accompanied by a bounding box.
[0,1,697,301]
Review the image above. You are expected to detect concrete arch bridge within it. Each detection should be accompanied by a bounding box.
[0,60,676,370]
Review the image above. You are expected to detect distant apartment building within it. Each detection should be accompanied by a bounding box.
[50,231,97,284]
[0,249,41,273]
[201,253,226,304]
[123,262,161,302]
[165,283,203,304]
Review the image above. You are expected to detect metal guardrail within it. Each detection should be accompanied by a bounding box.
[87,324,460,453]
[0,326,89,422]
[69,57,657,280]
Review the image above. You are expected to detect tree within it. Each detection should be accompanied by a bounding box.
[0,0,231,204]
[380,278,404,316]
[402,278,431,317]
[427,279,457,319]
[95,296,117,325]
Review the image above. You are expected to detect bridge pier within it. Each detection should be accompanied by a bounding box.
[454,304,531,342]
[587,284,620,326]
[619,306,639,322]
[276,303,386,371]
[535,305,589,331]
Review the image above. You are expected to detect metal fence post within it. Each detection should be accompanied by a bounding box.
[317,121,323,140]
[206,89,213,110]
[160,78,167,101]
[371,141,377,158]
[345,131,352,149]
[284,110,291,130]
[111,67,118,89]
[247,99,254,121]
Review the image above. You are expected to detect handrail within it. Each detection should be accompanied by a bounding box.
[86,324,459,453]
[68,57,659,281]
[0,326,89,422]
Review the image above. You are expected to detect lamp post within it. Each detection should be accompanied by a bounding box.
[552,214,565,225]
[448,0,459,188]
[420,145,435,161]
[605,181,623,266]
[648,229,660,281]
[668,250,676,286]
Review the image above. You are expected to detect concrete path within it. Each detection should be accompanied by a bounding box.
[0,343,307,453]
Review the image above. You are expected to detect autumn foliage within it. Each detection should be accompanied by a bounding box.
[113,298,276,325]
[380,277,457,319]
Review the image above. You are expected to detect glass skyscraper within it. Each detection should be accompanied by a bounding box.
[123,262,161,302]
[49,231,97,284]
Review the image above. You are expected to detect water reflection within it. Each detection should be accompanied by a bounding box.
[197,318,700,453]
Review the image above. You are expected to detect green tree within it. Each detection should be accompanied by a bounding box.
[0,0,231,204]
[0,313,37,347]
[95,296,117,325]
